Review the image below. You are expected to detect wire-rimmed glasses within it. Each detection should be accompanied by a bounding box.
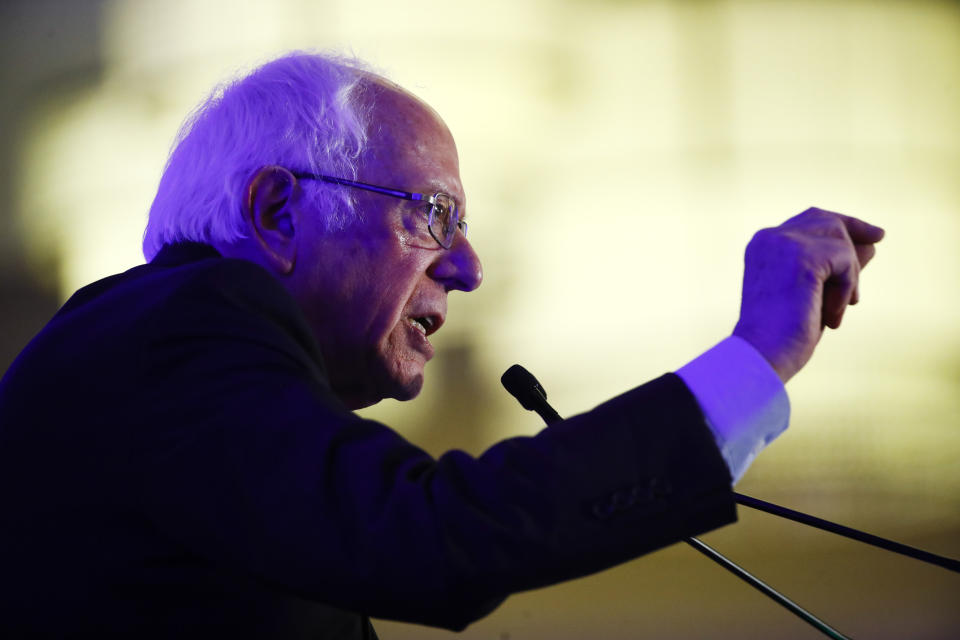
[293,172,466,249]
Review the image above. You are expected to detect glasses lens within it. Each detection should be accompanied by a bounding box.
[429,193,457,248]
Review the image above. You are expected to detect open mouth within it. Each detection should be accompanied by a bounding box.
[408,315,440,336]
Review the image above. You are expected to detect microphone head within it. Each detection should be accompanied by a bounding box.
[500,364,548,411]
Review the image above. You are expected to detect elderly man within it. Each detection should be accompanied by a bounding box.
[0,52,882,638]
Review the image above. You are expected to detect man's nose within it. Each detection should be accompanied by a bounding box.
[429,233,483,292]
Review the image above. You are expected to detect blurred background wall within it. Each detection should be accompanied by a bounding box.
[1,0,957,637]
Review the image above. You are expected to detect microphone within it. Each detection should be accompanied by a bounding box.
[500,363,853,640]
[500,364,563,425]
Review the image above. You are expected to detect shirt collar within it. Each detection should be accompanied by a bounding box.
[150,242,222,267]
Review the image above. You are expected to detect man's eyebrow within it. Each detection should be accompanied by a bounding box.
[427,181,457,196]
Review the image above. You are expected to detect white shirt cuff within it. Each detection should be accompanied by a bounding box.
[675,336,790,485]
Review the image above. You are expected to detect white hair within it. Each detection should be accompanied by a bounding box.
[143,51,371,260]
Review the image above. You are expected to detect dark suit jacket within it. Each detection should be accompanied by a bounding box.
[0,242,736,638]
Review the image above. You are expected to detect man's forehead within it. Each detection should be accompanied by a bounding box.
[355,75,463,200]
[358,74,446,128]
[358,80,453,163]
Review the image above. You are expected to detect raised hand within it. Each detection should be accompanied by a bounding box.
[732,207,885,383]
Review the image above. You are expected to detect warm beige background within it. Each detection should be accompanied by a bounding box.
[2,1,958,638]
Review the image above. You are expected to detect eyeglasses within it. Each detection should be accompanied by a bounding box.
[293,172,466,250]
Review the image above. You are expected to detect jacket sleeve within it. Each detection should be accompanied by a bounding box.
[128,259,736,631]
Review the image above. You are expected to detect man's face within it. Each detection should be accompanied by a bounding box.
[289,85,482,409]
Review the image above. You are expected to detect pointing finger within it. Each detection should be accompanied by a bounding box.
[786,208,885,245]
[838,214,885,244]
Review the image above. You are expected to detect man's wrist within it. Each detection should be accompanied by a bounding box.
[731,324,794,384]
[675,335,791,485]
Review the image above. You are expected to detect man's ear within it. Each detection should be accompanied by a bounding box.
[245,165,299,274]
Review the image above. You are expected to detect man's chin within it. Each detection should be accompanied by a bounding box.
[341,370,424,410]
[387,371,424,403]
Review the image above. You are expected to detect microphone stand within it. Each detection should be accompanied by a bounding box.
[501,365,857,639]
[685,537,850,640]
[733,493,960,574]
